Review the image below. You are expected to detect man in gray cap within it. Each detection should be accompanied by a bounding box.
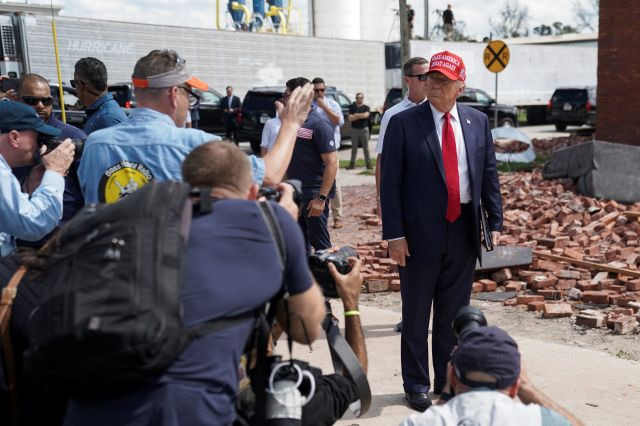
[0,101,75,256]
[400,326,581,425]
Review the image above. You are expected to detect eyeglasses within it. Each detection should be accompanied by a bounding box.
[178,85,201,107]
[21,96,54,107]
[313,88,325,93]
[406,73,429,81]
[69,79,82,88]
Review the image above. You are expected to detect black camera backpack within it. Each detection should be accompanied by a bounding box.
[24,181,260,397]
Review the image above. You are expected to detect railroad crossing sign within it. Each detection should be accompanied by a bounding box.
[484,40,510,73]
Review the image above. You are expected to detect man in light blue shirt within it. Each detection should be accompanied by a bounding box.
[79,50,313,204]
[0,101,76,256]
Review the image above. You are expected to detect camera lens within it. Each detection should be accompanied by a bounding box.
[452,305,487,341]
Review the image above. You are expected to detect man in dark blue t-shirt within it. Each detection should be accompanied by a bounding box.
[64,141,326,426]
[284,77,339,253]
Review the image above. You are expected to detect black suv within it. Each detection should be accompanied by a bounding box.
[238,86,355,154]
[546,87,596,131]
[383,87,518,127]
[50,84,85,129]
[108,82,136,113]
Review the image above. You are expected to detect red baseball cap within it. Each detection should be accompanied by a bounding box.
[427,51,466,81]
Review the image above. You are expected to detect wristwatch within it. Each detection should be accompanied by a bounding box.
[316,193,328,201]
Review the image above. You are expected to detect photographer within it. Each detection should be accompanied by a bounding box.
[400,326,582,426]
[64,141,325,426]
[0,101,75,257]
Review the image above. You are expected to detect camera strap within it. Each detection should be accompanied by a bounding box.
[322,307,372,416]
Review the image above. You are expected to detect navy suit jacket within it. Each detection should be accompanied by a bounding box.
[380,101,503,261]
[222,95,241,113]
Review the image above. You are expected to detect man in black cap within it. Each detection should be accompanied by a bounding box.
[400,326,581,425]
[0,101,75,256]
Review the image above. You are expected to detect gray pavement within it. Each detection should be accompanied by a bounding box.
[276,303,640,426]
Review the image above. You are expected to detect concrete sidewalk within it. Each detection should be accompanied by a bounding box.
[276,303,640,425]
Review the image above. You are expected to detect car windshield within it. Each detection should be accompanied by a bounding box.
[245,92,281,111]
[109,85,135,107]
[553,89,587,103]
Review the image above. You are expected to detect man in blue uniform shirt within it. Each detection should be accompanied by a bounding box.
[72,57,126,135]
[0,101,75,256]
[285,77,339,253]
[65,141,326,426]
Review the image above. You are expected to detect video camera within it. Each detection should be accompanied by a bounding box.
[308,246,358,298]
[37,134,85,158]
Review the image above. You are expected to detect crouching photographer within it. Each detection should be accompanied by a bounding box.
[400,307,582,426]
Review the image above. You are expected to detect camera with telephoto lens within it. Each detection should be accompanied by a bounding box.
[452,305,488,342]
[308,246,358,298]
[37,134,84,158]
[258,179,303,210]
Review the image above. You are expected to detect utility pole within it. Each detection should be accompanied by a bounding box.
[399,0,410,95]
[424,0,429,40]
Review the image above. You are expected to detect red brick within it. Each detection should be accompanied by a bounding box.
[628,301,640,313]
[503,298,518,306]
[582,291,610,305]
[616,297,638,308]
[576,311,605,328]
[517,295,544,305]
[577,281,599,291]
[537,289,562,300]
[504,281,526,292]
[543,303,573,318]
[612,316,638,335]
[611,307,634,316]
[530,276,558,291]
[491,268,512,284]
[627,279,640,292]
[365,279,389,293]
[527,301,545,312]
[389,279,401,292]
[479,279,497,292]
[555,279,577,290]
[557,270,581,280]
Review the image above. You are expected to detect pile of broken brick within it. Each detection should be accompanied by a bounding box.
[353,170,640,335]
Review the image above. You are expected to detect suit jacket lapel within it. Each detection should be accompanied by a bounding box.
[416,101,446,184]
[458,105,477,196]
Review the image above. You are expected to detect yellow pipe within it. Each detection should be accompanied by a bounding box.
[266,6,286,34]
[286,0,293,33]
[277,10,287,34]
[216,0,221,30]
[51,18,66,123]
[231,1,251,25]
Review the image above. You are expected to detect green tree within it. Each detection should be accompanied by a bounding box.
[490,0,530,38]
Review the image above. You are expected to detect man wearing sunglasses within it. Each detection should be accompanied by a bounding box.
[72,57,127,135]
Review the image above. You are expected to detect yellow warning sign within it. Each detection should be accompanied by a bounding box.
[483,40,510,73]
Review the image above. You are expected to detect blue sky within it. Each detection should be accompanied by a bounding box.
[52,0,597,40]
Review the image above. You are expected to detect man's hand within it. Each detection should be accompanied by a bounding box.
[276,181,299,220]
[0,75,17,100]
[274,99,284,116]
[40,140,75,175]
[307,197,325,217]
[328,256,363,311]
[388,238,410,267]
[315,96,328,111]
[279,83,313,128]
[491,231,500,247]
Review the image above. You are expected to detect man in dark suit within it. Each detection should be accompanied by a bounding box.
[380,51,503,412]
[221,85,241,141]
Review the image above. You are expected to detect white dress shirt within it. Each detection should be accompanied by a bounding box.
[375,94,427,154]
[429,102,471,203]
[260,116,281,152]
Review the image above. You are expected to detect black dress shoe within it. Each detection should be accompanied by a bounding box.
[394,319,403,332]
[405,392,432,412]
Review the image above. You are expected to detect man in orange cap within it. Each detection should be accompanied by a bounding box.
[79,49,313,204]
[380,50,503,411]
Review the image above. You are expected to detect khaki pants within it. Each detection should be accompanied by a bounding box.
[331,168,343,221]
[350,127,371,167]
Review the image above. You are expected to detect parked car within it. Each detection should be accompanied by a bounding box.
[383,87,518,127]
[108,82,136,113]
[50,84,85,129]
[324,86,353,141]
[236,87,283,154]
[546,86,596,131]
[192,87,227,136]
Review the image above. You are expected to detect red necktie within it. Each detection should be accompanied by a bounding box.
[442,112,461,223]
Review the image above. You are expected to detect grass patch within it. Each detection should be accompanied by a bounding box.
[371,124,380,135]
[358,169,375,176]
[340,158,377,169]
[497,154,550,173]
[615,350,633,360]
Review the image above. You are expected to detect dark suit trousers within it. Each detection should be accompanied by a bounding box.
[400,204,476,394]
[298,199,331,254]
[225,114,236,139]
